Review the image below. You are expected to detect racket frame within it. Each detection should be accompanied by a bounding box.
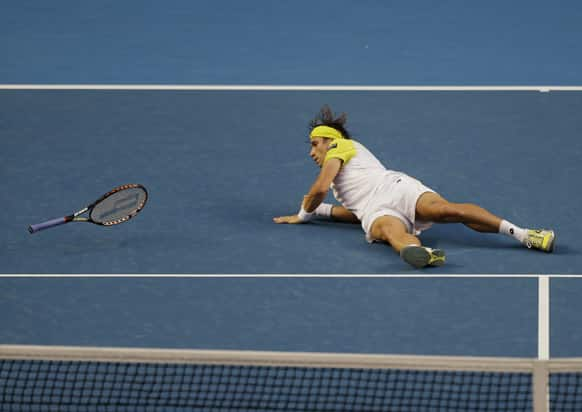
[86,184,148,226]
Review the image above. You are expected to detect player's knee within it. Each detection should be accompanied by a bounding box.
[375,220,402,242]
[433,202,466,222]
[448,204,467,220]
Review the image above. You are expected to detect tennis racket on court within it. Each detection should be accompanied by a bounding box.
[28,184,148,234]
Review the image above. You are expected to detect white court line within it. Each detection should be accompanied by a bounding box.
[0,84,581,91]
[0,274,580,278]
[538,276,550,360]
[537,276,551,412]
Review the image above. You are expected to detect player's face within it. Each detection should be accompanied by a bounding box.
[309,137,330,167]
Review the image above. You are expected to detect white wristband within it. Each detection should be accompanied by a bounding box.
[297,207,314,222]
[314,203,333,218]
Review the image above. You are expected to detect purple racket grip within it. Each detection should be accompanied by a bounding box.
[28,217,67,234]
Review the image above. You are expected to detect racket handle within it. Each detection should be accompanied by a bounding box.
[28,217,68,234]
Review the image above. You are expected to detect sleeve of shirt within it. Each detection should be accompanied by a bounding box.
[324,139,357,165]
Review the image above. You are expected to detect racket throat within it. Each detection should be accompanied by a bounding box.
[73,207,89,217]
[70,207,89,222]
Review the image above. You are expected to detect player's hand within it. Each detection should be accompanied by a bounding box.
[273,214,304,224]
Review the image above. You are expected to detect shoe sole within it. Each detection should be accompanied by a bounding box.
[401,246,446,269]
[547,231,556,253]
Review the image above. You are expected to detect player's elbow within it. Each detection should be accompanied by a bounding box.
[311,185,329,197]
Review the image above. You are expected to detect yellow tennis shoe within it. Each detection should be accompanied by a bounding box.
[400,245,446,269]
[524,229,555,253]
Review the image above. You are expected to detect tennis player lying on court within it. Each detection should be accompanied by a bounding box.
[273,106,555,268]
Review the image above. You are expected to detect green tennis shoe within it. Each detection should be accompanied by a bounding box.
[524,229,555,253]
[400,245,446,269]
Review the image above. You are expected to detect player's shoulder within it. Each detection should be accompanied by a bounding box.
[325,138,358,164]
[328,138,357,152]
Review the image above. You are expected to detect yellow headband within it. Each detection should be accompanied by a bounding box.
[309,125,344,140]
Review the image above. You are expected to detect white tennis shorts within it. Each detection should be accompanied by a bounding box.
[361,173,435,243]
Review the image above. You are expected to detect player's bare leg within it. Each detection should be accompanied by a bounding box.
[370,215,445,268]
[370,216,420,252]
[415,192,501,231]
[415,192,555,252]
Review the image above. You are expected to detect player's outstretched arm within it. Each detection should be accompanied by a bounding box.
[274,159,342,224]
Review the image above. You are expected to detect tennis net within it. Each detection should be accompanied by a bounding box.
[1,345,581,412]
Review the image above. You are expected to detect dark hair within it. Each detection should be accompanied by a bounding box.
[309,105,351,139]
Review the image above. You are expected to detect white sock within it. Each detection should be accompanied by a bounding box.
[499,220,527,243]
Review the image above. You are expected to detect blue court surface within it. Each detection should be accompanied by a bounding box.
[1,91,581,273]
[2,1,582,274]
[0,277,540,356]
[1,0,582,370]
[1,1,582,85]
[0,276,581,357]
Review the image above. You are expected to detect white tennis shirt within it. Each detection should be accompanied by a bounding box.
[327,139,399,220]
